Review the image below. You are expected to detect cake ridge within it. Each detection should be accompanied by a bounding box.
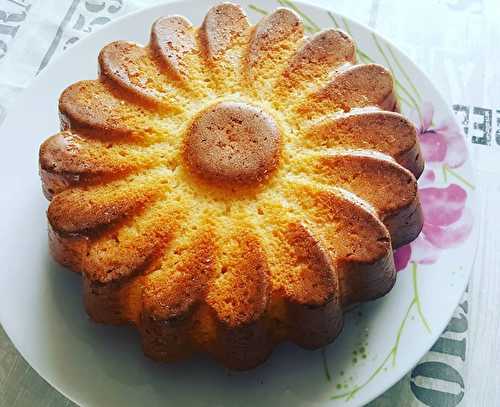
[39,2,424,370]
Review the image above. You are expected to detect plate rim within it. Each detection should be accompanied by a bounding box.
[0,1,479,406]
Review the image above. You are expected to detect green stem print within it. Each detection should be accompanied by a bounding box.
[412,263,431,334]
[328,6,423,119]
[397,93,416,111]
[327,11,340,29]
[327,13,373,65]
[387,44,422,103]
[343,19,374,64]
[277,0,320,32]
[371,33,422,119]
[442,164,475,190]
[248,4,268,15]
[331,263,431,401]
[250,0,424,122]
[322,347,332,382]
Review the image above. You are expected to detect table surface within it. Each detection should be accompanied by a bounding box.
[0,0,499,406]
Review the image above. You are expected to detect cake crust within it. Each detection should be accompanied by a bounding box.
[39,3,425,370]
[183,101,281,185]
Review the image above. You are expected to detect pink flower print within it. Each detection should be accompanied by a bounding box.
[423,208,473,249]
[393,244,411,271]
[409,234,439,265]
[420,184,466,227]
[394,184,472,271]
[419,132,447,162]
[419,169,436,187]
[417,102,468,169]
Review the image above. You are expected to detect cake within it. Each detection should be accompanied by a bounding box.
[39,3,424,370]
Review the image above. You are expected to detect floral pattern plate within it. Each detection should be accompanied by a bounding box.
[0,1,477,406]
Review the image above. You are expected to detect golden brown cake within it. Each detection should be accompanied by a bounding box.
[39,3,424,370]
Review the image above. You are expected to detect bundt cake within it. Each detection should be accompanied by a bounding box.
[39,3,424,370]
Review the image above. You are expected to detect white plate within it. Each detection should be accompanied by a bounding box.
[0,1,478,406]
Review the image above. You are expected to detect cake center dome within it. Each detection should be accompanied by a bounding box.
[183,101,281,186]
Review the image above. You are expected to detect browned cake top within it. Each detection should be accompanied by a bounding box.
[39,2,425,370]
[183,101,281,185]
